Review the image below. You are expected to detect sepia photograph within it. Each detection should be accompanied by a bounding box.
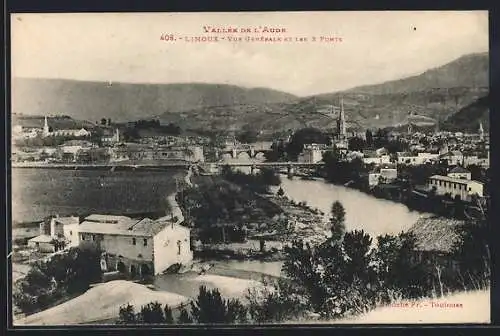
[9,11,490,326]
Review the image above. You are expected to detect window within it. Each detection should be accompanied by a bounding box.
[132,238,136,245]
[143,238,147,246]
[92,235,96,241]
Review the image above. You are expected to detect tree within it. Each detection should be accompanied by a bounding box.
[342,230,374,283]
[452,220,490,287]
[138,302,166,323]
[101,118,107,125]
[226,299,248,324]
[348,137,365,152]
[118,304,137,324]
[330,201,346,243]
[286,128,330,160]
[190,286,247,323]
[164,304,174,324]
[365,129,373,148]
[236,129,259,144]
[277,187,285,197]
[13,245,103,314]
[246,278,307,323]
[178,304,193,323]
[282,240,329,312]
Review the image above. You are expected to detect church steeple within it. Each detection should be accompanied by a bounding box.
[43,116,50,137]
[479,121,484,141]
[338,97,346,140]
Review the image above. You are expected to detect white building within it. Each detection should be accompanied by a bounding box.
[368,166,398,186]
[102,129,120,144]
[77,214,192,277]
[298,146,325,163]
[13,125,39,140]
[397,152,439,165]
[42,116,91,138]
[187,146,205,163]
[447,166,472,180]
[427,175,484,202]
[28,216,79,252]
[439,151,464,166]
[363,155,391,165]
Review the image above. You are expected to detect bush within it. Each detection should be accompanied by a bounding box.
[117,304,137,324]
[246,279,308,323]
[178,304,193,324]
[190,286,247,324]
[13,246,102,315]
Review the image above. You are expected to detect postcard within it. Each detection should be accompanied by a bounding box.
[9,11,490,326]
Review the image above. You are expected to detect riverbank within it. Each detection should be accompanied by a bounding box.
[277,175,429,238]
[181,170,330,260]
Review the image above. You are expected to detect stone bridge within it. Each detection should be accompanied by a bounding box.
[217,142,273,158]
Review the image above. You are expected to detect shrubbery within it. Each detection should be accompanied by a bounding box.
[116,202,489,324]
[13,245,102,315]
[117,286,247,325]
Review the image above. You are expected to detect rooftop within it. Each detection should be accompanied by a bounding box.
[84,214,134,224]
[448,166,470,174]
[408,217,465,253]
[129,218,176,236]
[429,175,476,185]
[29,235,54,244]
[53,216,80,226]
[78,220,138,236]
[78,217,184,237]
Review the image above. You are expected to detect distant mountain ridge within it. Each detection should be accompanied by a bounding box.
[12,52,489,132]
[341,52,488,95]
[12,79,297,122]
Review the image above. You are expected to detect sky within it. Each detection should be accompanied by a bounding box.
[11,11,488,96]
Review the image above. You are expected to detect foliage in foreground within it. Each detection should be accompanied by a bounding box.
[13,245,102,315]
[117,286,247,324]
[119,202,489,324]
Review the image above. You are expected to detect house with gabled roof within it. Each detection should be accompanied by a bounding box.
[447,166,472,180]
[77,214,192,278]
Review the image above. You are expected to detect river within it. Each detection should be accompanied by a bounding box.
[12,158,428,278]
[213,153,429,277]
[278,177,428,238]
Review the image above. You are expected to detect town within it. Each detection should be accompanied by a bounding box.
[10,10,490,327]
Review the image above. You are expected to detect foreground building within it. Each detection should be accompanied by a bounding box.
[77,215,192,277]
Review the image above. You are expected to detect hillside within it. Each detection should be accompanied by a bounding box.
[441,95,489,132]
[341,52,488,95]
[308,52,489,130]
[161,52,489,132]
[12,113,96,130]
[12,52,489,132]
[11,79,297,122]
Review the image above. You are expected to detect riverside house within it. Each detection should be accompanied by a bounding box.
[427,175,484,202]
[77,215,193,278]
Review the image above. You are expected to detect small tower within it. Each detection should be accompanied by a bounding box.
[43,116,50,137]
[114,128,120,143]
[337,97,346,141]
[407,111,413,135]
[479,122,484,141]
